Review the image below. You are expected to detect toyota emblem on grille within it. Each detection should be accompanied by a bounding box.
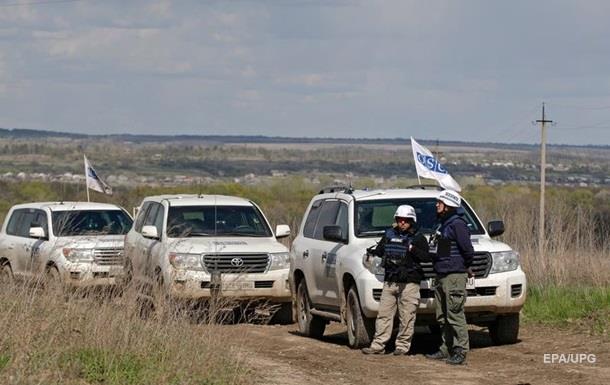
[230,257,244,267]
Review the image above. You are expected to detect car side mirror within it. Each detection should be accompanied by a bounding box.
[487,220,505,237]
[323,225,345,243]
[275,224,291,239]
[29,227,46,239]
[142,225,160,240]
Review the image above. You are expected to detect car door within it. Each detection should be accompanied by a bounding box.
[139,202,165,278]
[0,209,27,278]
[125,201,152,276]
[26,209,51,277]
[294,199,324,303]
[308,199,343,308]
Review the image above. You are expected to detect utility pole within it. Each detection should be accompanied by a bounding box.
[536,103,553,260]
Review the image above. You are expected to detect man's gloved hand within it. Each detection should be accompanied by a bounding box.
[366,245,376,256]
[466,267,474,278]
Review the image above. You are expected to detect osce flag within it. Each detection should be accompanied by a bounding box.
[84,155,113,195]
[410,137,461,192]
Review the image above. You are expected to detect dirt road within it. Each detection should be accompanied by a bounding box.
[235,323,609,385]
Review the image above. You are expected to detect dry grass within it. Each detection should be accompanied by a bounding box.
[0,280,254,385]
[470,187,610,287]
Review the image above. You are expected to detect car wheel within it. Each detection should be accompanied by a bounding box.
[346,286,375,349]
[270,302,294,325]
[489,313,520,345]
[0,263,13,284]
[45,266,62,291]
[296,280,326,338]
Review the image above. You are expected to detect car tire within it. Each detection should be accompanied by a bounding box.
[346,286,375,349]
[270,302,293,325]
[489,313,520,345]
[296,280,326,338]
[0,262,13,284]
[45,266,62,291]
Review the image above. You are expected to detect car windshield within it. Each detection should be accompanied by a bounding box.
[166,205,272,238]
[355,198,484,237]
[52,210,133,236]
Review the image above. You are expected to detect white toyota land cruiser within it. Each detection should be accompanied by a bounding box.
[124,194,292,322]
[290,186,527,348]
[0,202,133,287]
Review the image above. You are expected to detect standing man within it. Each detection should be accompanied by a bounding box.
[362,205,430,355]
[426,189,474,365]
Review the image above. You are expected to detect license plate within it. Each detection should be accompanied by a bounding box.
[422,278,436,289]
[466,276,475,290]
[223,281,255,291]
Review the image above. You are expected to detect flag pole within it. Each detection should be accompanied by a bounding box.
[84,154,90,202]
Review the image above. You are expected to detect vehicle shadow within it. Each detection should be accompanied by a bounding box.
[290,327,521,353]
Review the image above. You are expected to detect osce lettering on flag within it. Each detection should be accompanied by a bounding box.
[410,137,461,192]
[84,155,113,195]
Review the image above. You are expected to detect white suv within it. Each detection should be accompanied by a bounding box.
[290,186,527,348]
[0,202,133,287]
[124,194,292,322]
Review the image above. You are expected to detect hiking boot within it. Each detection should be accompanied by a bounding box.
[362,347,384,355]
[393,349,409,356]
[446,349,467,365]
[425,350,448,360]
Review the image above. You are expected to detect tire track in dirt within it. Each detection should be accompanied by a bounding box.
[236,323,609,385]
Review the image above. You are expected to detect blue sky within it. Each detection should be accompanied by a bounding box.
[0,0,609,145]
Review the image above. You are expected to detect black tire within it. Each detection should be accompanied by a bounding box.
[489,313,520,345]
[346,286,375,349]
[270,302,294,325]
[45,266,62,290]
[0,263,13,284]
[296,280,326,338]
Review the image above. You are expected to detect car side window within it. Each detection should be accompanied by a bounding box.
[335,202,349,242]
[6,210,24,236]
[303,199,323,239]
[134,202,152,232]
[31,210,48,237]
[16,210,37,238]
[313,200,340,241]
[153,204,165,237]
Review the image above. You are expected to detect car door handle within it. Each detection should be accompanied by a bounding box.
[302,250,309,258]
[321,252,327,262]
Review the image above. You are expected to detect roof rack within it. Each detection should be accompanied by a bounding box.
[319,185,353,194]
[405,184,444,191]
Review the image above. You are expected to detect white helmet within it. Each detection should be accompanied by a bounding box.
[394,205,417,222]
[437,190,461,208]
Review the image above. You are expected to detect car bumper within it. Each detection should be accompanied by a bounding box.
[61,263,124,287]
[360,268,527,319]
[168,268,291,301]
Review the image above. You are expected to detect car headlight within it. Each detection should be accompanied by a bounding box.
[489,250,520,274]
[63,248,94,263]
[268,252,290,271]
[362,253,384,276]
[169,252,204,270]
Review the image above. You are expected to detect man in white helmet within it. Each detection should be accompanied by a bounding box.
[426,189,474,365]
[362,205,430,356]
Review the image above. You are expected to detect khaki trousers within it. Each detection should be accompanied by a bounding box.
[370,282,420,352]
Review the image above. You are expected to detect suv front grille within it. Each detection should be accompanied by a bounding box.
[421,252,491,279]
[93,248,124,266]
[203,254,269,274]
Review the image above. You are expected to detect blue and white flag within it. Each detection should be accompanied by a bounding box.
[410,137,461,192]
[84,155,113,195]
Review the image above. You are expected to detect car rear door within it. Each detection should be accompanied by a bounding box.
[308,199,344,308]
